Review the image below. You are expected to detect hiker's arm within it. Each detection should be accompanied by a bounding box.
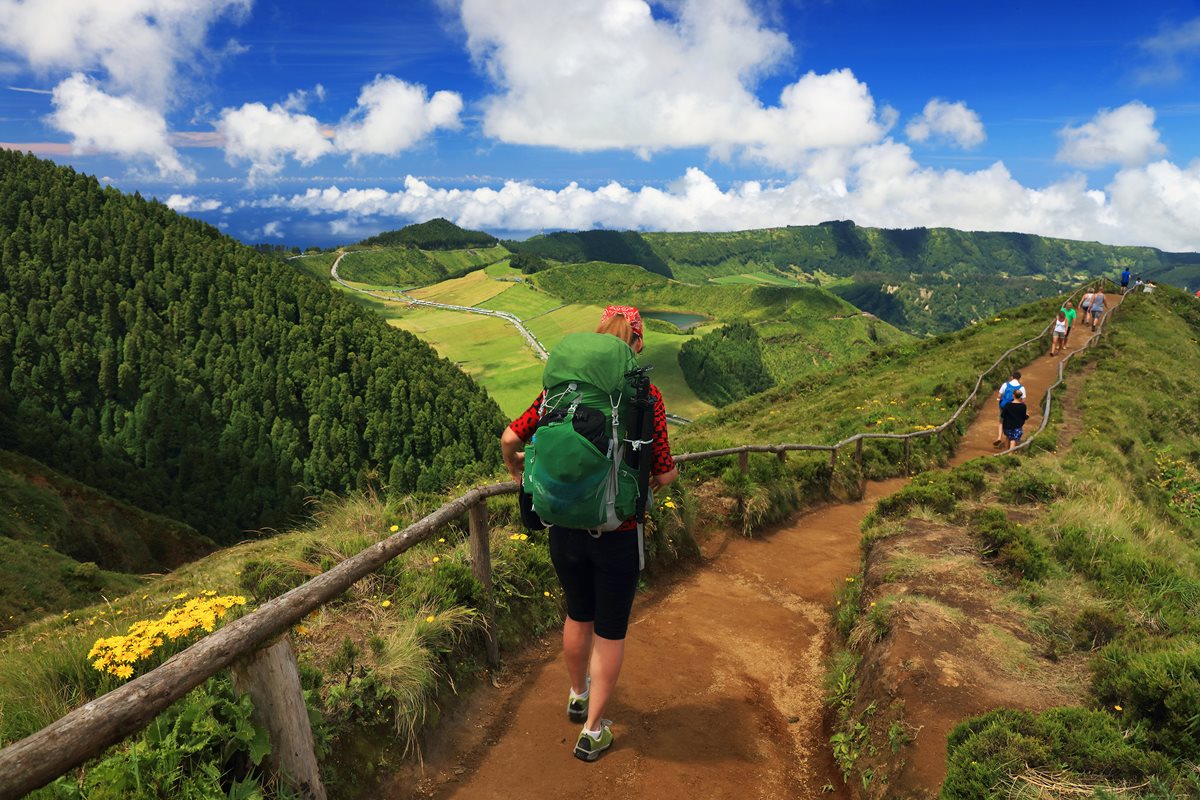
[652,467,678,489]
[501,427,526,483]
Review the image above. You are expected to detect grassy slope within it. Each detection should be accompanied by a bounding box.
[675,293,1066,464]
[0,449,215,632]
[530,260,912,393]
[832,286,1200,797]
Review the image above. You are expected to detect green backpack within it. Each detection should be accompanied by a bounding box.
[523,333,644,531]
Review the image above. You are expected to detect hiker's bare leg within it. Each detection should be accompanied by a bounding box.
[563,618,593,696]
[585,634,625,729]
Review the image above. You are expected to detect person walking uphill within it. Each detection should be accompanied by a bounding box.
[994,370,1024,448]
[500,305,678,763]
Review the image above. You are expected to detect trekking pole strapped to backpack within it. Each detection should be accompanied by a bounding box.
[625,364,655,570]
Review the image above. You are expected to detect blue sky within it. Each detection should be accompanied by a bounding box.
[2,0,1200,250]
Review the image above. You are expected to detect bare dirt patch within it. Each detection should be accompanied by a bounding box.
[842,519,1089,799]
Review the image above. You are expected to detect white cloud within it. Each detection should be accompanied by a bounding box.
[165,193,222,213]
[261,221,284,238]
[0,0,250,109]
[1057,102,1166,168]
[451,0,889,168]
[1136,17,1200,84]
[217,102,334,182]
[905,99,985,149]
[48,73,193,181]
[334,75,462,159]
[254,146,1200,252]
[218,75,462,179]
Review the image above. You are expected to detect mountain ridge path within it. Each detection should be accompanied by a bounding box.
[376,294,1118,800]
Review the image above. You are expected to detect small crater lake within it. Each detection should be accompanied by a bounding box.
[642,310,711,331]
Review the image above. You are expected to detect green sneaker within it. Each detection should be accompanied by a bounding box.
[573,720,613,762]
[567,677,589,723]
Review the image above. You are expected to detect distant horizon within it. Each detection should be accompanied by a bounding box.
[4,1,1200,251]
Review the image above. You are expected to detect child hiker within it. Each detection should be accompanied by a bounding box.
[994,370,1024,448]
[1000,389,1029,450]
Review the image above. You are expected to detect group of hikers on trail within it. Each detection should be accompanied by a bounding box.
[503,285,1116,762]
[500,305,677,762]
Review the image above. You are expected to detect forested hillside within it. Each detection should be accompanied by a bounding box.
[0,151,505,542]
[359,217,497,250]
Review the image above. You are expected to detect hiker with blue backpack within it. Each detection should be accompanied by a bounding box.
[994,370,1024,448]
[500,305,677,763]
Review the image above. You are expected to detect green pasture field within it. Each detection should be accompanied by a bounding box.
[476,282,563,318]
[409,269,510,307]
[425,244,510,272]
[387,307,544,417]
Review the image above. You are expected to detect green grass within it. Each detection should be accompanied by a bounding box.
[425,244,510,272]
[477,282,563,318]
[708,270,801,287]
[388,308,544,417]
[677,293,1065,472]
[409,269,511,306]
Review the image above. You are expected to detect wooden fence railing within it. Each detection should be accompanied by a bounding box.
[0,287,1095,800]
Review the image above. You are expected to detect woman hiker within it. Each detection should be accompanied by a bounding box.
[1089,288,1107,330]
[1051,310,1068,355]
[500,305,678,762]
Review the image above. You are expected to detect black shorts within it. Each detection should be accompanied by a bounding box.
[548,525,641,640]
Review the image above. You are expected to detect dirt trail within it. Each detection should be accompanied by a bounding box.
[379,295,1118,800]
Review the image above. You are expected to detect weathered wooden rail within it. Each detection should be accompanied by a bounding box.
[0,288,1092,800]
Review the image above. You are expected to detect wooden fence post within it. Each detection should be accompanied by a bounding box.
[468,501,500,668]
[739,450,749,475]
[904,438,912,476]
[231,639,326,800]
[776,449,787,464]
[854,438,865,497]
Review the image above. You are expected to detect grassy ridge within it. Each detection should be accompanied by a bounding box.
[676,293,1067,473]
[825,286,1200,797]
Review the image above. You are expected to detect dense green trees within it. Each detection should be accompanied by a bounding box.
[0,151,504,541]
[508,230,674,278]
[359,217,497,250]
[678,322,775,407]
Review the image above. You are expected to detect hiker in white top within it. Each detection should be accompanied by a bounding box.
[1051,311,1068,356]
[994,371,1025,448]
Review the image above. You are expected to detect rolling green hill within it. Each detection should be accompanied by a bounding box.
[509,221,1200,335]
[0,151,505,543]
[359,217,498,250]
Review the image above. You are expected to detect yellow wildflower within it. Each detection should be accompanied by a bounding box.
[432,556,440,563]
[1114,704,1123,711]
[381,600,392,608]
[519,533,529,541]
[664,501,676,509]
[390,524,400,532]
[295,625,309,637]
[172,592,188,600]
[544,591,551,597]
[426,615,436,623]
[438,537,446,543]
